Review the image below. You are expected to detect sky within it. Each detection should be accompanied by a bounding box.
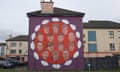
[0,0,120,42]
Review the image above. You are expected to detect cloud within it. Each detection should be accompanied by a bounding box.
[0,30,19,42]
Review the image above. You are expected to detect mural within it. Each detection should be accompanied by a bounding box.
[29,17,83,70]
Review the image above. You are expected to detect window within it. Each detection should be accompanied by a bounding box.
[10,42,16,47]
[19,42,22,47]
[119,43,120,51]
[88,31,96,41]
[1,46,5,56]
[19,50,22,54]
[109,43,115,51]
[118,31,120,38]
[88,44,97,52]
[10,50,16,54]
[108,31,114,38]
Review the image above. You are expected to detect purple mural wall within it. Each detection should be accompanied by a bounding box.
[28,16,84,70]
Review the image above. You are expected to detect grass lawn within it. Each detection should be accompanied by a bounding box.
[0,68,120,72]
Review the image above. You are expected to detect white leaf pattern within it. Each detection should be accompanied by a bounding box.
[76,32,80,38]
[70,24,76,30]
[52,17,60,22]
[41,60,49,66]
[41,19,50,25]
[30,41,35,50]
[61,19,69,24]
[31,33,36,40]
[73,51,79,58]
[64,60,72,66]
[77,40,82,49]
[34,52,39,60]
[34,25,40,32]
[52,64,61,69]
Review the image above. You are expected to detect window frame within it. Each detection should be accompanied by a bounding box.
[10,42,17,47]
[88,31,96,41]
[19,49,22,54]
[88,44,97,52]
[108,31,114,38]
[1,46,5,56]
[19,42,22,47]
[10,50,16,54]
[118,31,120,38]
[109,43,115,51]
[119,43,120,51]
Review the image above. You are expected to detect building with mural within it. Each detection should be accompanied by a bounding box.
[0,20,120,70]
[83,20,120,69]
[27,0,85,70]
[6,35,28,63]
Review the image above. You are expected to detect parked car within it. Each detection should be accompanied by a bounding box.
[2,61,14,68]
[0,60,4,68]
[5,58,19,65]
[0,60,15,68]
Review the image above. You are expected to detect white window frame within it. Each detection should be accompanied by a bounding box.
[108,31,114,38]
[109,43,115,51]
[118,31,120,38]
[10,42,16,47]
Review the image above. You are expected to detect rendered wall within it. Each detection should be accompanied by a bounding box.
[28,17,84,70]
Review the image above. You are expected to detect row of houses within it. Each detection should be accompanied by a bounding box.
[83,20,120,69]
[0,20,120,69]
[0,35,28,63]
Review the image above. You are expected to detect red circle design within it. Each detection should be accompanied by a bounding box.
[34,22,77,64]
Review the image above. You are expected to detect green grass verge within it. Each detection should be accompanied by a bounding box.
[0,68,120,72]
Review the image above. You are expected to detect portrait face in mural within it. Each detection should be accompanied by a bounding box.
[43,25,49,34]
[63,49,70,60]
[37,42,43,51]
[62,25,68,35]
[47,33,54,42]
[68,42,75,51]
[37,33,43,41]
[47,42,54,52]
[53,24,59,33]
[68,32,75,42]
[42,50,49,60]
[58,33,64,42]
[58,42,64,51]
[52,51,59,61]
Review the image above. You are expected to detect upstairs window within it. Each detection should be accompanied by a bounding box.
[118,31,120,38]
[10,50,16,54]
[19,42,22,47]
[88,31,96,41]
[10,42,16,47]
[109,43,115,51]
[108,31,114,38]
[1,46,5,56]
[119,43,120,51]
[19,49,22,54]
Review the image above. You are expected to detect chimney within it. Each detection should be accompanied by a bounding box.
[9,34,12,39]
[41,0,54,14]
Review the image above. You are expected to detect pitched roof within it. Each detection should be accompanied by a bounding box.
[83,20,120,29]
[27,7,85,17]
[0,43,6,46]
[6,35,28,41]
